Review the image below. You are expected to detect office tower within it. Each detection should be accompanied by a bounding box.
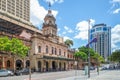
[90,23,111,61]
[0,0,30,22]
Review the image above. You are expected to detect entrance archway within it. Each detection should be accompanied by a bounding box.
[38,61,41,72]
[7,60,10,68]
[16,59,22,70]
[26,60,30,68]
[46,61,49,71]
[52,61,56,71]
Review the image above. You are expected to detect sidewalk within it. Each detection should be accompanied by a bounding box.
[56,70,120,80]
[87,70,120,80]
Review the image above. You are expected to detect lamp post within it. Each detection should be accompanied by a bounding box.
[88,20,90,78]
[28,50,31,80]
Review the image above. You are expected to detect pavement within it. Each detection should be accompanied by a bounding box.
[0,70,119,80]
[56,70,120,80]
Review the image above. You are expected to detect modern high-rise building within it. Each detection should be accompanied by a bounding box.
[0,0,30,22]
[90,23,111,61]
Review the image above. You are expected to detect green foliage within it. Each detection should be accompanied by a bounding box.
[92,53,104,63]
[64,39,73,48]
[0,36,29,57]
[74,51,87,60]
[78,46,95,56]
[109,49,120,62]
[74,46,104,63]
[0,36,11,51]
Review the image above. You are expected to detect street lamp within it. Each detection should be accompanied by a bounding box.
[88,20,90,78]
[28,50,31,80]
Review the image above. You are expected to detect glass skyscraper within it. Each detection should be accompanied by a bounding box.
[90,23,111,61]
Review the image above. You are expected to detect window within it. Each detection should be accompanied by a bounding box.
[103,27,107,31]
[46,45,48,53]
[52,47,54,54]
[96,27,102,31]
[38,46,41,53]
[55,48,57,55]
[59,49,61,55]
[64,52,66,56]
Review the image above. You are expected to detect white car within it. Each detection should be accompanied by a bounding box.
[0,69,14,77]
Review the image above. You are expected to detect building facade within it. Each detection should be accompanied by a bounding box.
[0,0,75,72]
[90,23,111,61]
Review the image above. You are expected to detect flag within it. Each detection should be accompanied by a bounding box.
[91,37,97,43]
[86,37,97,47]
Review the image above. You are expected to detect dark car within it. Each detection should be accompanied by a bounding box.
[90,66,95,70]
[15,68,33,76]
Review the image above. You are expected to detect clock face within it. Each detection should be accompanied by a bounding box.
[46,20,49,24]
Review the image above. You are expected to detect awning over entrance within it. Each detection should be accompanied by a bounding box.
[41,55,74,61]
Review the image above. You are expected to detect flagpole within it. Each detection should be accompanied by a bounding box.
[88,19,90,78]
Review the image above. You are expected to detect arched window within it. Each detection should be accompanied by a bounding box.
[38,46,41,53]
[59,49,61,55]
[7,60,10,68]
[52,47,54,54]
[55,48,57,55]
[26,60,30,68]
[46,45,48,53]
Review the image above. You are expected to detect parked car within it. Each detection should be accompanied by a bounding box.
[82,66,95,70]
[90,66,95,70]
[0,69,14,77]
[15,68,33,76]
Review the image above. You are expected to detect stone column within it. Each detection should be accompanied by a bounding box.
[49,60,52,71]
[13,57,16,72]
[2,56,5,69]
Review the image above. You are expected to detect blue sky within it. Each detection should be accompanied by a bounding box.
[30,0,120,51]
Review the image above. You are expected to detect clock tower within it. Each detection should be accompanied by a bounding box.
[42,5,57,37]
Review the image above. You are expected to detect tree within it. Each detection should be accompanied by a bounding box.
[74,46,104,62]
[74,46,95,62]
[0,36,29,57]
[74,51,87,61]
[92,53,104,63]
[109,49,120,62]
[64,39,73,48]
[0,36,11,52]
[78,46,95,56]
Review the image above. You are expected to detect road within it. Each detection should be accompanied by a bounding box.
[0,70,119,80]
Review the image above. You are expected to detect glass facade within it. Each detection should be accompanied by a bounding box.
[90,23,111,61]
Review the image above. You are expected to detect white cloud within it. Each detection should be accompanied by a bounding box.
[113,8,120,14]
[110,0,120,14]
[63,36,72,41]
[74,19,95,40]
[57,28,60,32]
[64,26,74,33]
[62,31,66,35]
[44,0,64,5]
[64,26,69,30]
[111,24,120,49]
[111,0,120,3]
[30,0,58,28]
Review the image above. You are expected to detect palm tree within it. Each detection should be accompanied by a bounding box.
[64,39,73,48]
